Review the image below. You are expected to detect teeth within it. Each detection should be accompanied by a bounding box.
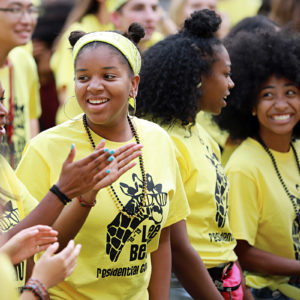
[272,114,290,121]
[88,99,108,104]
[223,96,227,100]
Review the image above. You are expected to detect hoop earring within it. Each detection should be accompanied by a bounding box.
[128,97,136,116]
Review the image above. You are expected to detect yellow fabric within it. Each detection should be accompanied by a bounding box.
[217,0,262,26]
[196,111,228,149]
[16,116,190,300]
[226,138,300,290]
[0,254,19,300]
[143,31,164,50]
[0,155,38,289]
[50,14,114,125]
[0,47,41,168]
[107,0,128,12]
[163,123,237,268]
[73,31,141,75]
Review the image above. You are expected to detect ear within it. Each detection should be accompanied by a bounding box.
[111,11,121,27]
[129,75,140,98]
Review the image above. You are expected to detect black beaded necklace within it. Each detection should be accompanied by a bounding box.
[257,136,300,225]
[82,114,147,218]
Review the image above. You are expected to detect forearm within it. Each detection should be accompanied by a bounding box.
[171,220,222,300]
[148,227,171,300]
[236,240,300,276]
[52,198,92,250]
[30,118,40,138]
[172,244,222,300]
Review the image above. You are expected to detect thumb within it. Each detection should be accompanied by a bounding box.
[42,242,59,258]
[65,144,76,164]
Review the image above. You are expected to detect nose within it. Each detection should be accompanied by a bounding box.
[274,96,289,111]
[0,102,8,118]
[144,6,158,23]
[87,77,104,93]
[228,77,235,89]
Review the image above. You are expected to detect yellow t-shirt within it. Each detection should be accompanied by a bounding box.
[0,155,38,289]
[0,254,19,300]
[226,138,300,289]
[16,116,190,300]
[218,0,262,26]
[50,14,115,124]
[196,111,228,149]
[143,31,164,50]
[0,47,41,168]
[163,123,237,268]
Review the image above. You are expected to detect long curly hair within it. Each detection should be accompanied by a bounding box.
[136,9,223,127]
[214,29,300,140]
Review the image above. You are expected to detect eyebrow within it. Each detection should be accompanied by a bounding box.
[76,66,118,72]
[8,2,34,6]
[261,83,297,90]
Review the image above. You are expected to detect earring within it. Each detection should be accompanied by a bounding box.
[197,81,202,88]
[252,111,256,116]
[128,97,136,115]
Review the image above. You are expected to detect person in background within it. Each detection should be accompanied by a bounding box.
[269,0,300,33]
[215,28,300,299]
[0,0,41,168]
[168,0,230,38]
[32,0,74,130]
[108,0,164,51]
[137,9,250,300]
[16,23,189,299]
[51,0,114,125]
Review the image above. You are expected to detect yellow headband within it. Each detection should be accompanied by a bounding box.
[106,0,128,12]
[72,31,141,75]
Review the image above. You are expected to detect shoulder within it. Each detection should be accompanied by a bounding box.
[8,47,37,70]
[226,138,263,173]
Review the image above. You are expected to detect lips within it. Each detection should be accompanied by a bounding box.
[0,124,6,136]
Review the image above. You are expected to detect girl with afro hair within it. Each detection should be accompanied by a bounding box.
[215,28,300,299]
[137,9,247,300]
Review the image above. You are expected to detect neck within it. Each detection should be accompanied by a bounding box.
[257,131,292,152]
[86,115,133,143]
[0,48,10,68]
[95,4,111,25]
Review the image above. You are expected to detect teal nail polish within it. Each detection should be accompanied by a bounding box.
[106,169,111,174]
[108,156,114,162]
[104,148,109,153]
[71,143,74,150]
[109,150,115,155]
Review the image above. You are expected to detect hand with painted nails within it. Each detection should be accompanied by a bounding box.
[81,141,144,204]
[54,140,143,204]
[0,225,58,265]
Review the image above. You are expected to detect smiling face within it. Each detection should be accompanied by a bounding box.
[0,83,8,143]
[75,44,139,135]
[112,0,160,41]
[199,45,234,115]
[254,76,300,145]
[0,0,37,52]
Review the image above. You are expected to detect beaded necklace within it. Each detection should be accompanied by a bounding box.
[257,136,300,225]
[82,114,147,218]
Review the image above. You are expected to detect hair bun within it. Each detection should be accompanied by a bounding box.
[183,9,221,38]
[69,30,86,47]
[127,22,145,44]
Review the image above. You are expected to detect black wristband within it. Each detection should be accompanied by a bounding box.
[50,184,71,205]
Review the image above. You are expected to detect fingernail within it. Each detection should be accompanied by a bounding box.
[108,156,114,162]
[104,148,109,153]
[71,143,75,150]
[106,169,111,174]
[109,150,115,155]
